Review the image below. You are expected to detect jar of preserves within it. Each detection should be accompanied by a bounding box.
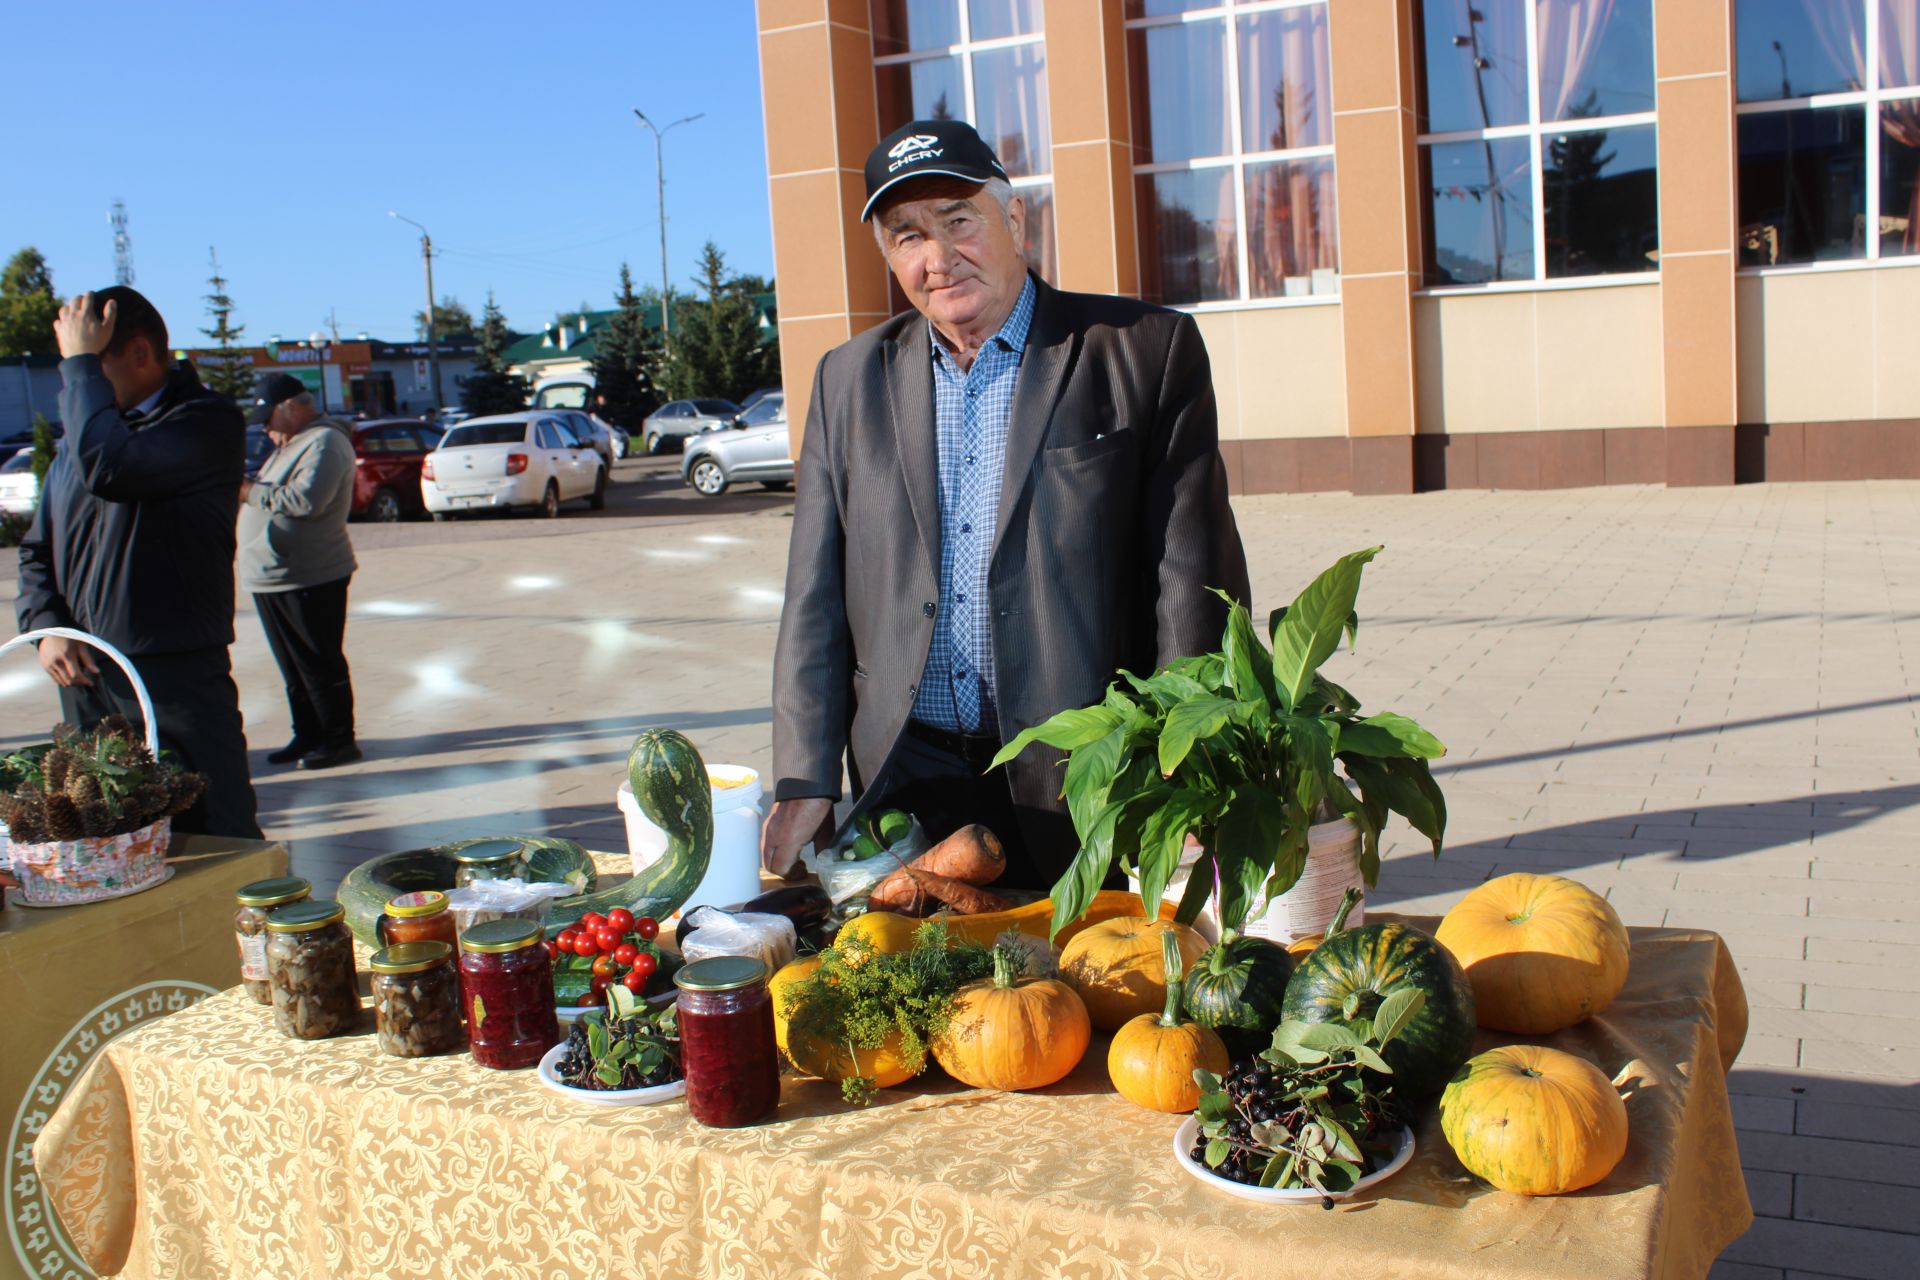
[377,890,459,949]
[457,918,560,1069]
[449,838,528,888]
[264,899,361,1040]
[675,956,780,1128]
[370,941,466,1057]
[234,876,312,1004]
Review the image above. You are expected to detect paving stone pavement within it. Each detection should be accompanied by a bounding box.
[3,480,1915,1279]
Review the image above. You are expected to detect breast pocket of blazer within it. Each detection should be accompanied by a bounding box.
[1042,428,1134,469]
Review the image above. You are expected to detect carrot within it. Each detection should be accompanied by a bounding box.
[912,871,1015,916]
[867,824,1006,913]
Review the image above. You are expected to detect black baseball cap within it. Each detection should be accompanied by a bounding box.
[248,373,308,425]
[861,119,1010,223]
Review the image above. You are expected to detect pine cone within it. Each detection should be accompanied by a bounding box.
[2,790,46,843]
[42,747,73,793]
[66,771,104,807]
[164,772,207,817]
[124,781,168,827]
[78,798,118,837]
[42,794,86,842]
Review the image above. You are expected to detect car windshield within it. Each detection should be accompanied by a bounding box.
[1,451,31,473]
[694,400,738,416]
[738,397,784,426]
[534,384,590,410]
[441,422,527,448]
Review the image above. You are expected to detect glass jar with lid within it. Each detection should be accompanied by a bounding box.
[377,890,459,949]
[264,899,361,1040]
[675,956,780,1128]
[448,838,528,888]
[370,941,466,1057]
[234,876,312,1004]
[457,918,560,1069]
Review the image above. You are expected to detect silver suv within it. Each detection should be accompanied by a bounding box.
[680,393,790,496]
[640,399,739,455]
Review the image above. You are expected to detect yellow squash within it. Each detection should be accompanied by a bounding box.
[1060,916,1207,1031]
[1436,873,1630,1034]
[1439,1044,1629,1195]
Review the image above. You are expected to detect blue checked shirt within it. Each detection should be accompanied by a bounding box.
[911,275,1036,736]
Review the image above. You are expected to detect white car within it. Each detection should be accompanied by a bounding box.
[680,393,791,496]
[420,412,608,520]
[531,375,630,459]
[0,450,37,515]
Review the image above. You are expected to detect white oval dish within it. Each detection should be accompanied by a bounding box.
[536,1041,686,1106]
[1172,1117,1415,1204]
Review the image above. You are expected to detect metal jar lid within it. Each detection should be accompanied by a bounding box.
[384,890,449,919]
[370,941,454,975]
[235,876,311,909]
[264,899,346,932]
[458,918,544,954]
[448,838,525,865]
[674,956,768,993]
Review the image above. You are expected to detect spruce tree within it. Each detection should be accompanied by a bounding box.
[199,248,255,400]
[0,247,60,358]
[460,290,530,416]
[661,242,779,404]
[590,262,662,429]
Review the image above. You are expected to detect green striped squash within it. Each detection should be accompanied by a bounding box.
[1181,936,1295,1058]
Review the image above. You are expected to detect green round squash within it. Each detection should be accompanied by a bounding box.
[1181,936,1294,1058]
[1281,921,1477,1097]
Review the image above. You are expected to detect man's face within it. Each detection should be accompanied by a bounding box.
[877,179,1027,336]
[266,399,306,446]
[97,335,164,411]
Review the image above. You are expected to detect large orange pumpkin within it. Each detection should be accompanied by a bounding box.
[1436,873,1630,1034]
[1107,929,1228,1112]
[1439,1045,1629,1195]
[1060,916,1207,1030]
[933,946,1090,1091]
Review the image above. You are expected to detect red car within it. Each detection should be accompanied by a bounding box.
[350,419,444,522]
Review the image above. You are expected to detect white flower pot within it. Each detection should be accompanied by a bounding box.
[1240,817,1366,945]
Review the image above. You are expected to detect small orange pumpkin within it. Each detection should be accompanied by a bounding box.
[1439,1044,1629,1195]
[1107,929,1229,1113]
[1437,873,1630,1034]
[934,945,1090,1091]
[1060,916,1207,1031]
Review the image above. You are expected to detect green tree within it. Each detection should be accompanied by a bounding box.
[460,290,530,416]
[661,242,780,404]
[0,247,60,358]
[414,295,475,341]
[199,248,255,400]
[590,263,663,430]
[30,414,56,490]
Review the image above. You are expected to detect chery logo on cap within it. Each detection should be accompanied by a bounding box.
[889,134,941,159]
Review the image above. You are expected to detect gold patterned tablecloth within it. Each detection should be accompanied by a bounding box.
[33,914,1752,1280]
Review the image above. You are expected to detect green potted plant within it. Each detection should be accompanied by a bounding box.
[990,547,1447,941]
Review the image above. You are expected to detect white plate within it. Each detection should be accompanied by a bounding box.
[1173,1116,1415,1204]
[536,1041,686,1106]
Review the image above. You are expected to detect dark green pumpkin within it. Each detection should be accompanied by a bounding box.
[1181,936,1295,1058]
[1280,921,1476,1097]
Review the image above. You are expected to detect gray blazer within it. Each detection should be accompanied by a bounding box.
[771,276,1251,871]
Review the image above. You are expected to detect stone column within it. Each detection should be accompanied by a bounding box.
[1042,0,1139,297]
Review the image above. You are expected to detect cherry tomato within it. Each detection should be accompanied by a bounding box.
[634,917,660,941]
[622,968,648,992]
[580,912,606,932]
[543,940,562,961]
[628,952,659,981]
[594,926,623,953]
[605,908,635,934]
[590,972,611,995]
[571,934,598,957]
[554,930,578,953]
[576,991,599,1007]
[591,954,617,979]
[612,943,638,967]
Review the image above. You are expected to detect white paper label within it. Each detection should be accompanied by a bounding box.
[238,931,269,982]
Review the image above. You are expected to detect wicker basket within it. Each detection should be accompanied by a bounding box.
[0,627,174,908]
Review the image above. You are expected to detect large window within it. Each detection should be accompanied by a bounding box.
[1125,0,1339,307]
[873,0,1058,284]
[1416,0,1659,287]
[1735,0,1920,266]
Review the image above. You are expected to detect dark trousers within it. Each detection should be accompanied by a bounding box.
[253,577,355,751]
[60,646,261,840]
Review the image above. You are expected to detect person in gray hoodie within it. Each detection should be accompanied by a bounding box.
[239,373,361,770]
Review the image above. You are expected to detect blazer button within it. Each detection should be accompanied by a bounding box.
[908,684,918,697]
[922,601,936,618]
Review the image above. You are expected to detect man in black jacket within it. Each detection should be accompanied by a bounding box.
[15,288,261,838]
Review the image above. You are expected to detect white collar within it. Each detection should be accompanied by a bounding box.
[131,385,166,418]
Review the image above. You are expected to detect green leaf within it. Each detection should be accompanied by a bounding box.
[1337,712,1447,760]
[1062,725,1129,836]
[1350,1045,1393,1075]
[1169,653,1228,692]
[1284,715,1336,816]
[1136,789,1219,920]
[1048,840,1114,941]
[1371,987,1426,1048]
[1214,590,1280,710]
[1340,754,1448,856]
[1312,675,1362,714]
[1204,1138,1231,1169]
[595,1064,621,1087]
[989,706,1124,770]
[1157,695,1241,776]
[1261,824,1309,905]
[1323,1158,1363,1191]
[1213,785,1284,910]
[1296,1022,1364,1051]
[1269,547,1382,710]
[585,1020,608,1059]
[1320,1114,1363,1163]
[1262,1150,1301,1189]
[1196,1092,1233,1125]
[1172,850,1217,927]
[1213,842,1274,937]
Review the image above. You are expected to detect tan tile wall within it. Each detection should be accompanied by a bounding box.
[1737,270,1920,424]
[1189,305,1348,441]
[1044,0,1137,297]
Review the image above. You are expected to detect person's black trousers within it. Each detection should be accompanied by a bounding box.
[59,646,262,839]
[253,577,355,753]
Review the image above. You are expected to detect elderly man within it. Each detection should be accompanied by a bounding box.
[762,119,1250,891]
[239,374,361,770]
[16,288,261,838]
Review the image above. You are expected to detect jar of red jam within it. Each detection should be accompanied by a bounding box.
[457,918,560,1070]
[378,890,459,949]
[674,956,780,1128]
[234,876,311,1005]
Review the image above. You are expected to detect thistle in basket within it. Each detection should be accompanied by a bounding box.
[0,716,207,843]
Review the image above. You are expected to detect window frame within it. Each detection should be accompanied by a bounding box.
[1734,0,1920,276]
[1415,0,1661,294]
[1125,0,1341,310]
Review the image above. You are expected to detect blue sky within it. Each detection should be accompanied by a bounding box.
[0,1,773,345]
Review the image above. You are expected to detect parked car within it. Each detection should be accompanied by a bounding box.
[736,387,782,415]
[420,411,608,519]
[350,419,443,522]
[0,450,38,515]
[640,399,740,455]
[554,410,618,469]
[533,374,630,458]
[680,393,791,496]
[432,406,470,427]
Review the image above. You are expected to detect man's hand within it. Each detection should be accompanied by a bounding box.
[37,635,99,688]
[54,293,115,359]
[761,796,835,878]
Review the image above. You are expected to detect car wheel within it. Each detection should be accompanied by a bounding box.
[539,481,561,518]
[690,459,728,497]
[589,467,608,510]
[760,480,791,492]
[644,431,662,456]
[367,487,404,523]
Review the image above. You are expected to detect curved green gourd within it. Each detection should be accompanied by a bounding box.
[337,730,715,945]
[1181,935,1295,1058]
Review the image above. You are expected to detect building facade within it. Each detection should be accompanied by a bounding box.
[757,0,1920,492]
[181,338,482,418]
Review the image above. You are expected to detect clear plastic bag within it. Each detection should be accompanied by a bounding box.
[442,877,577,937]
[805,816,931,905]
[680,906,798,974]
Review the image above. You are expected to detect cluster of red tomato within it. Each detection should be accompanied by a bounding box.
[546,907,662,1003]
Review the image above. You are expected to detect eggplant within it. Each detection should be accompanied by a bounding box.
[674,883,834,950]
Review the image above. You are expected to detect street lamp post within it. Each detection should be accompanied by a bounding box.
[632,109,704,338]
[387,211,445,411]
[308,331,328,412]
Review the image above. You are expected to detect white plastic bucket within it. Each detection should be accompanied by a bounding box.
[1130,819,1364,945]
[617,763,764,918]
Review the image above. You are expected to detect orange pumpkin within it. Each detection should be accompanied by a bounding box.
[772,956,917,1088]
[1436,873,1630,1034]
[769,954,821,1059]
[1060,916,1207,1031]
[1439,1045,1629,1195]
[933,946,1090,1091]
[1107,930,1229,1113]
